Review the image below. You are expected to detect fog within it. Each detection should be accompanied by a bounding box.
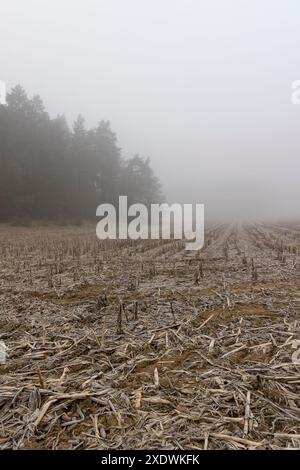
[1,0,299,220]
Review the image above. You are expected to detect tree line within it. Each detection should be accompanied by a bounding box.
[0,85,163,223]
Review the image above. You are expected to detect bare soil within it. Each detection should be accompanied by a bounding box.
[0,222,299,449]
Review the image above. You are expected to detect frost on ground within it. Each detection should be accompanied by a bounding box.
[0,222,299,449]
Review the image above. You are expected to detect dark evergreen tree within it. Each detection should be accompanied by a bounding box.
[0,85,164,222]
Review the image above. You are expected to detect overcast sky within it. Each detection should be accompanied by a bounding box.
[1,0,299,219]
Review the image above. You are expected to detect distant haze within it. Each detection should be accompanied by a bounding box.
[0,81,6,105]
[1,0,300,220]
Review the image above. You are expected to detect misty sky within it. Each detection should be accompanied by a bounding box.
[1,0,299,219]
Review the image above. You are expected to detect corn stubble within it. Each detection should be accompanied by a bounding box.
[0,221,299,449]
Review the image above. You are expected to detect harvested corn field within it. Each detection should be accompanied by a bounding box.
[0,222,300,450]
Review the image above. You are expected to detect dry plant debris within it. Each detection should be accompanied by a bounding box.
[0,222,299,450]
